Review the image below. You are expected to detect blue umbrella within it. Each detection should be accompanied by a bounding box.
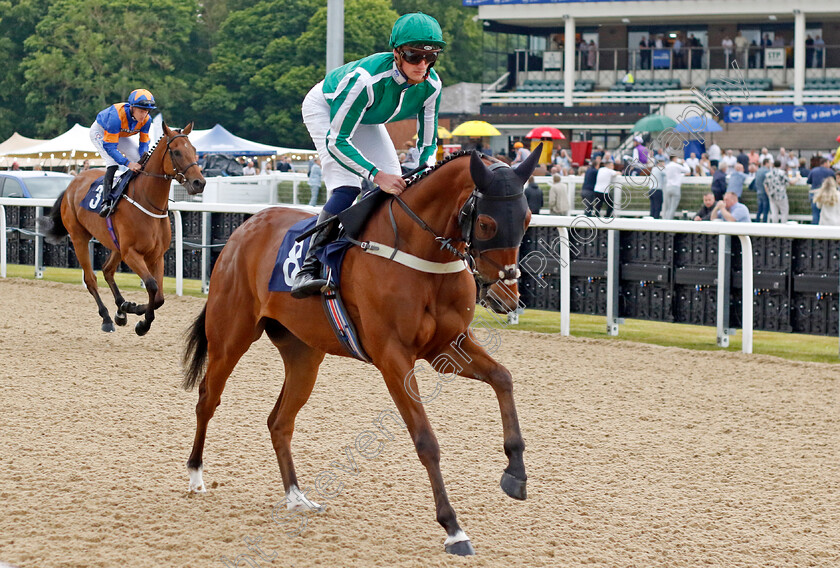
[673,115,722,133]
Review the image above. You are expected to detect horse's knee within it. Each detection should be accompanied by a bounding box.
[487,368,513,393]
[413,431,440,466]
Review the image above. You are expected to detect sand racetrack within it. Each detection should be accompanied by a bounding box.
[0,277,838,568]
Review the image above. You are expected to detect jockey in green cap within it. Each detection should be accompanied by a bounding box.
[292,13,446,298]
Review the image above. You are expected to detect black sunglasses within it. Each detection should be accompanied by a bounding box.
[400,49,440,65]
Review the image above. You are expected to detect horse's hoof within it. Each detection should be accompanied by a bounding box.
[500,472,527,500]
[121,301,136,313]
[101,322,115,333]
[135,321,149,336]
[444,539,475,556]
[114,312,127,326]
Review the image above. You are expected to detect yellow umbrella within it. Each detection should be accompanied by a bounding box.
[451,121,501,137]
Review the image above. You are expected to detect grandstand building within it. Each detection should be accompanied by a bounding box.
[448,0,840,155]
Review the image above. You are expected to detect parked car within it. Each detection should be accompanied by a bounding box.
[0,171,75,199]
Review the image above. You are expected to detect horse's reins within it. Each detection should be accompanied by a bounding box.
[128,133,200,216]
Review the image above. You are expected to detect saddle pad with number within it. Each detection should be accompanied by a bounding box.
[268,216,353,293]
[80,172,134,214]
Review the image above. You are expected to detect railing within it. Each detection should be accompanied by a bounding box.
[526,215,840,355]
[4,196,840,355]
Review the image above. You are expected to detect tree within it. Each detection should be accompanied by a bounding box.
[20,0,205,137]
[195,0,397,148]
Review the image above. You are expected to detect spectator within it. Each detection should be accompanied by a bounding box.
[276,156,292,172]
[553,149,572,175]
[748,149,760,165]
[511,141,531,166]
[693,192,717,221]
[799,157,811,179]
[764,159,790,223]
[708,142,722,168]
[81,159,91,172]
[711,192,751,222]
[525,176,543,214]
[11,161,20,171]
[402,140,420,173]
[621,70,635,91]
[649,159,666,218]
[726,162,748,198]
[758,147,774,165]
[815,35,825,67]
[631,135,651,174]
[242,160,256,175]
[734,31,748,67]
[662,155,690,220]
[685,152,700,174]
[587,39,597,70]
[736,149,750,171]
[754,158,772,222]
[813,176,840,225]
[698,153,712,176]
[721,149,738,170]
[593,159,619,217]
[591,145,605,161]
[260,160,273,175]
[807,157,835,224]
[721,35,734,64]
[639,35,650,69]
[548,173,570,215]
[580,157,601,216]
[307,156,322,206]
[711,161,728,201]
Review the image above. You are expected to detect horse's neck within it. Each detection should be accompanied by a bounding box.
[132,141,170,209]
[384,159,474,258]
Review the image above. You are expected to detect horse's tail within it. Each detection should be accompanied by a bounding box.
[38,190,69,245]
[182,304,209,391]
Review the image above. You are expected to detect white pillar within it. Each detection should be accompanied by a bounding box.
[563,15,575,108]
[326,0,345,72]
[793,9,806,106]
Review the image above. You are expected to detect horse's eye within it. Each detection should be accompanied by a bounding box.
[174,150,182,157]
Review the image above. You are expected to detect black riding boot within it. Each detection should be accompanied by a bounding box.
[290,210,337,299]
[98,166,120,218]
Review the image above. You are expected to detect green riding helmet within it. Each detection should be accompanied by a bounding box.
[389,12,446,50]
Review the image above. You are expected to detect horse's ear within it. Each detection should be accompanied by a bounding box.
[513,142,543,185]
[162,121,172,136]
[470,151,494,190]
[183,122,193,135]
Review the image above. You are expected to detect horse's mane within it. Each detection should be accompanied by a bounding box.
[140,129,185,166]
[404,150,480,189]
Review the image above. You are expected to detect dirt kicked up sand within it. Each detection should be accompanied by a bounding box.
[0,277,838,568]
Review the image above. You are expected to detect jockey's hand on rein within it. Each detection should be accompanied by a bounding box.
[128,161,142,172]
[373,171,406,195]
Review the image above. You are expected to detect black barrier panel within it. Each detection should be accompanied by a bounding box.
[674,284,717,327]
[620,281,673,322]
[674,233,718,267]
[791,292,839,335]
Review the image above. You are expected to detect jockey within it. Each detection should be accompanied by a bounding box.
[291,12,445,298]
[89,89,156,217]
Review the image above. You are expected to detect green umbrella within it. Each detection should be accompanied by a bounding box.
[632,114,678,133]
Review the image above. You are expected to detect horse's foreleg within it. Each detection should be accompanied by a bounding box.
[120,251,161,336]
[267,327,326,513]
[379,352,474,556]
[101,250,128,326]
[70,233,115,332]
[439,337,527,500]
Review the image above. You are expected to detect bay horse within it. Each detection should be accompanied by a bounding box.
[182,148,542,555]
[41,123,205,335]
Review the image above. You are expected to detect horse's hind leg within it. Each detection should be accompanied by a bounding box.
[69,232,115,332]
[187,311,262,493]
[264,320,326,513]
[101,250,128,326]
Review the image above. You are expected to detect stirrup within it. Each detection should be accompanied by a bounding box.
[99,200,114,218]
[290,268,330,299]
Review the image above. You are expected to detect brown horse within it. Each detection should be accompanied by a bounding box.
[41,122,205,335]
[182,148,541,555]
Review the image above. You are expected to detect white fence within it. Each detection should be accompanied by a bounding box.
[3,197,840,355]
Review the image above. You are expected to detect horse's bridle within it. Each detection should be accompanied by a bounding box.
[140,133,200,185]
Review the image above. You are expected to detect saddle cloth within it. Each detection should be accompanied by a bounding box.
[268,216,370,363]
[80,171,135,214]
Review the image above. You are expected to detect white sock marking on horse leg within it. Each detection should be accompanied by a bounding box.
[188,466,206,493]
[444,529,470,546]
[286,484,325,513]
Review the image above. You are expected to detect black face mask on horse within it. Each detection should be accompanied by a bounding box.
[459,145,542,284]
